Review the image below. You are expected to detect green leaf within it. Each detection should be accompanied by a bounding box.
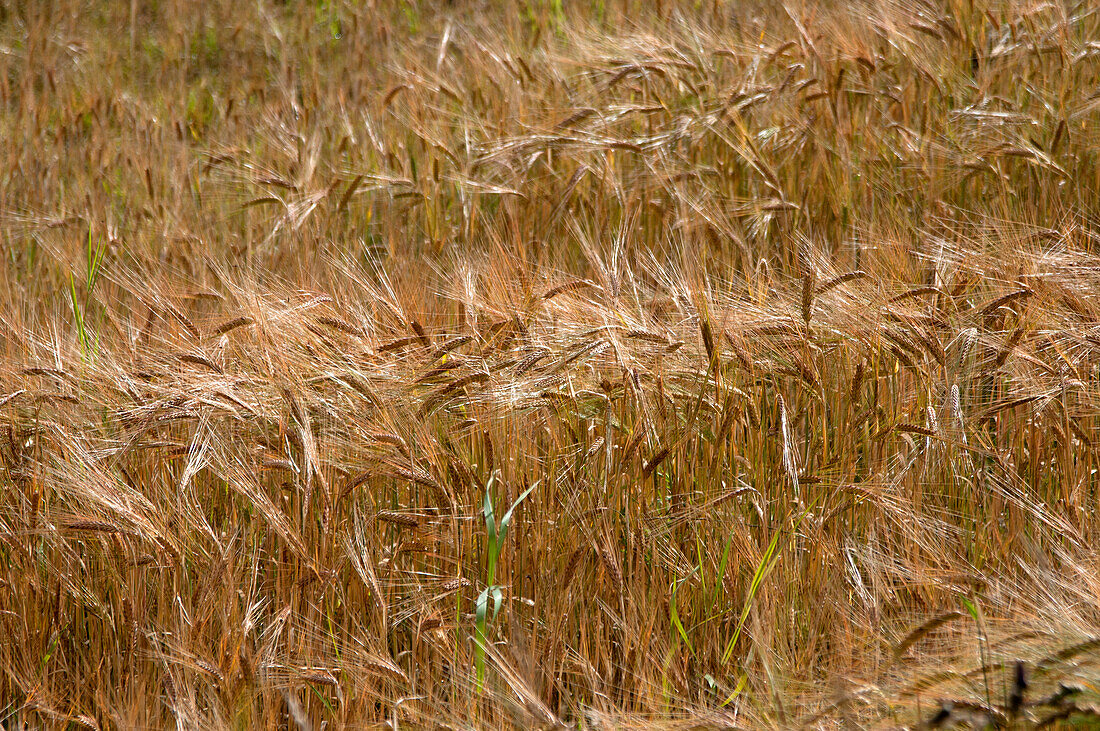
[719,673,748,707]
[69,275,86,354]
[712,534,734,607]
[85,225,106,292]
[722,496,820,665]
[483,473,497,548]
[959,595,980,623]
[475,586,490,691]
[670,578,694,655]
[40,629,60,671]
[498,480,538,547]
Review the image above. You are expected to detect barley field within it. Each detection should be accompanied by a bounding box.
[2,1,1100,728]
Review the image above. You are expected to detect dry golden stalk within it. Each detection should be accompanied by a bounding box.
[814,270,866,295]
[436,371,490,398]
[700,317,717,363]
[554,107,598,129]
[339,471,372,501]
[1036,637,1100,670]
[371,432,408,450]
[617,428,648,469]
[377,511,420,528]
[166,304,201,339]
[724,331,753,369]
[893,611,964,659]
[178,354,222,373]
[432,335,473,359]
[382,83,411,107]
[417,362,461,382]
[980,289,1034,319]
[378,336,422,353]
[64,519,121,533]
[888,286,942,304]
[850,360,865,402]
[986,326,1027,373]
[626,329,669,345]
[642,445,671,478]
[925,405,939,434]
[542,279,597,301]
[894,423,936,437]
[581,436,605,466]
[439,577,471,593]
[560,547,587,591]
[598,546,623,591]
[361,653,409,683]
[317,316,363,337]
[300,669,338,687]
[917,330,946,368]
[410,320,431,347]
[801,272,815,323]
[195,659,225,683]
[714,392,738,446]
[778,394,799,496]
[418,616,443,633]
[958,327,979,365]
[211,316,254,336]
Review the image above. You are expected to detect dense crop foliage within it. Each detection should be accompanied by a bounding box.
[2,0,1100,727]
